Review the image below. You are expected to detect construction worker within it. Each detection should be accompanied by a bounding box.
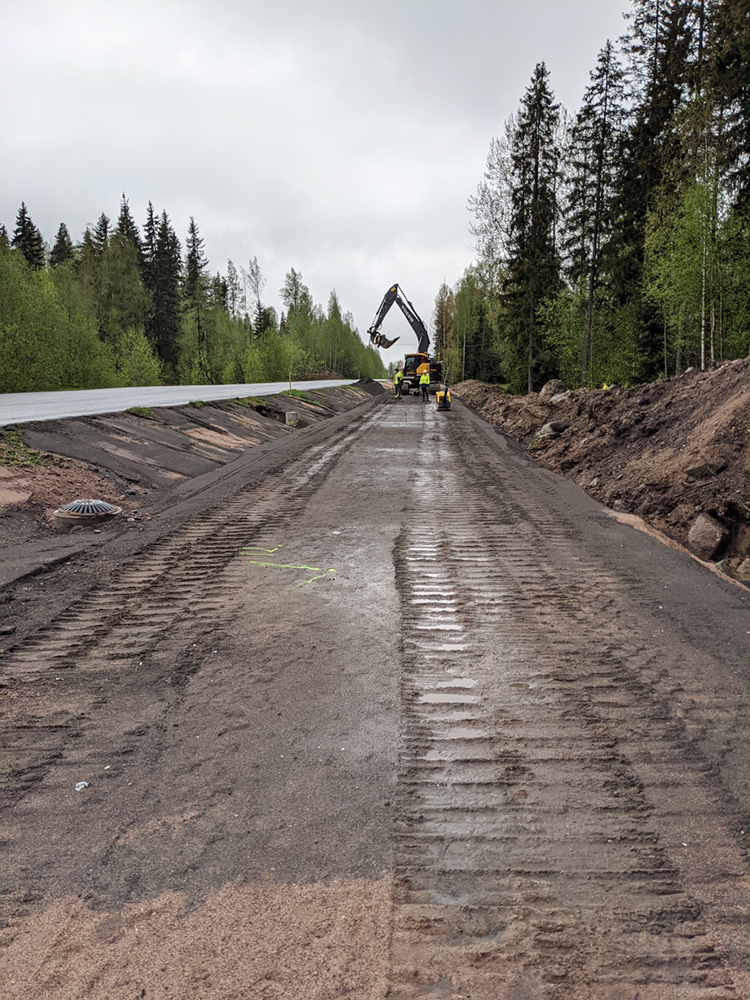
[419,368,430,402]
[394,368,404,400]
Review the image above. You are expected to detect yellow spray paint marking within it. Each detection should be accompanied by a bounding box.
[291,569,336,589]
[241,547,335,590]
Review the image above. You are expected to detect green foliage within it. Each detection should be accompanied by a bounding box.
[462,1,750,393]
[0,429,50,467]
[0,248,118,392]
[127,406,157,419]
[50,223,74,267]
[12,203,45,270]
[0,200,385,394]
[115,327,163,387]
[538,289,648,389]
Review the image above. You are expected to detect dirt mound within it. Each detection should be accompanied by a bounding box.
[453,360,750,572]
[352,378,387,395]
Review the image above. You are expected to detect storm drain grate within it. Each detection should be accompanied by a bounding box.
[58,499,117,515]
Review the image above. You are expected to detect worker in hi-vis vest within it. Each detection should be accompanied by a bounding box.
[419,368,430,402]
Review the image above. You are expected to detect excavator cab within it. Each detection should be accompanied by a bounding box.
[402,353,442,394]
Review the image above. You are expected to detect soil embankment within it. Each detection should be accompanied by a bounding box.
[453,360,750,574]
[0,382,382,555]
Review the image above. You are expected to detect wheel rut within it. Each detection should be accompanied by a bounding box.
[1,409,382,799]
[388,408,748,999]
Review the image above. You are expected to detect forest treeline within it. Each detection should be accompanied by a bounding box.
[0,200,385,393]
[434,0,750,393]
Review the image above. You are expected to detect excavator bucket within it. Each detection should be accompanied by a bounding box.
[369,331,400,349]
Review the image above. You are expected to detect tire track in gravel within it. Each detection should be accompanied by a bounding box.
[0,408,384,799]
[1,396,747,999]
[388,405,749,1000]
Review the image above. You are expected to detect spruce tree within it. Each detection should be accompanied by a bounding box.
[706,0,750,206]
[151,211,182,374]
[184,216,209,356]
[12,203,45,269]
[92,213,111,257]
[115,195,142,255]
[565,41,627,383]
[504,62,563,393]
[184,216,208,306]
[141,201,158,289]
[609,1,697,372]
[0,223,9,249]
[50,223,75,266]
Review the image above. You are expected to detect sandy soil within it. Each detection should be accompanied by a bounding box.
[2,880,392,1000]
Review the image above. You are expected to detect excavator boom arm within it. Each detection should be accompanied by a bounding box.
[367,284,430,354]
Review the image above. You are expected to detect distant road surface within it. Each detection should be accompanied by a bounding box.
[0,380,357,427]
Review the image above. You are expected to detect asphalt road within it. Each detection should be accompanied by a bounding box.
[1,394,748,999]
[0,379,356,427]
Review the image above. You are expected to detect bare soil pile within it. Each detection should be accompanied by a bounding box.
[453,359,750,573]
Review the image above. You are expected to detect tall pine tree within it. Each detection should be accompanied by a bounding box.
[151,211,182,375]
[565,40,627,382]
[12,203,45,269]
[50,223,74,266]
[504,62,563,392]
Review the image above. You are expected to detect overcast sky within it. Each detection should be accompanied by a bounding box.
[2,0,629,367]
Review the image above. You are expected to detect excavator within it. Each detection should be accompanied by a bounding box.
[367,283,443,396]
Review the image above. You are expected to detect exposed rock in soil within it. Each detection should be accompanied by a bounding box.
[687,513,729,560]
[452,360,750,566]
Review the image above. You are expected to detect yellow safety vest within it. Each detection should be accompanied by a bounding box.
[419,371,430,385]
[395,371,404,383]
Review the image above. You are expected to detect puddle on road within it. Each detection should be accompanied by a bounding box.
[442,726,490,739]
[414,624,463,632]
[435,678,477,689]
[410,643,472,652]
[419,692,481,705]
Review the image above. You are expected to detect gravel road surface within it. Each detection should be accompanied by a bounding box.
[1,393,748,999]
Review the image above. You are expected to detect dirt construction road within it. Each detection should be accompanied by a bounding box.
[1,394,749,999]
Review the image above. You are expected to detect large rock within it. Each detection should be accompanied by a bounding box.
[549,391,572,405]
[685,461,727,480]
[518,404,549,429]
[539,379,566,399]
[687,514,728,560]
[539,420,567,437]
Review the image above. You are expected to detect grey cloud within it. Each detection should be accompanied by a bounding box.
[1,0,626,352]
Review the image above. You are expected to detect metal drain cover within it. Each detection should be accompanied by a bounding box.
[59,499,117,515]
